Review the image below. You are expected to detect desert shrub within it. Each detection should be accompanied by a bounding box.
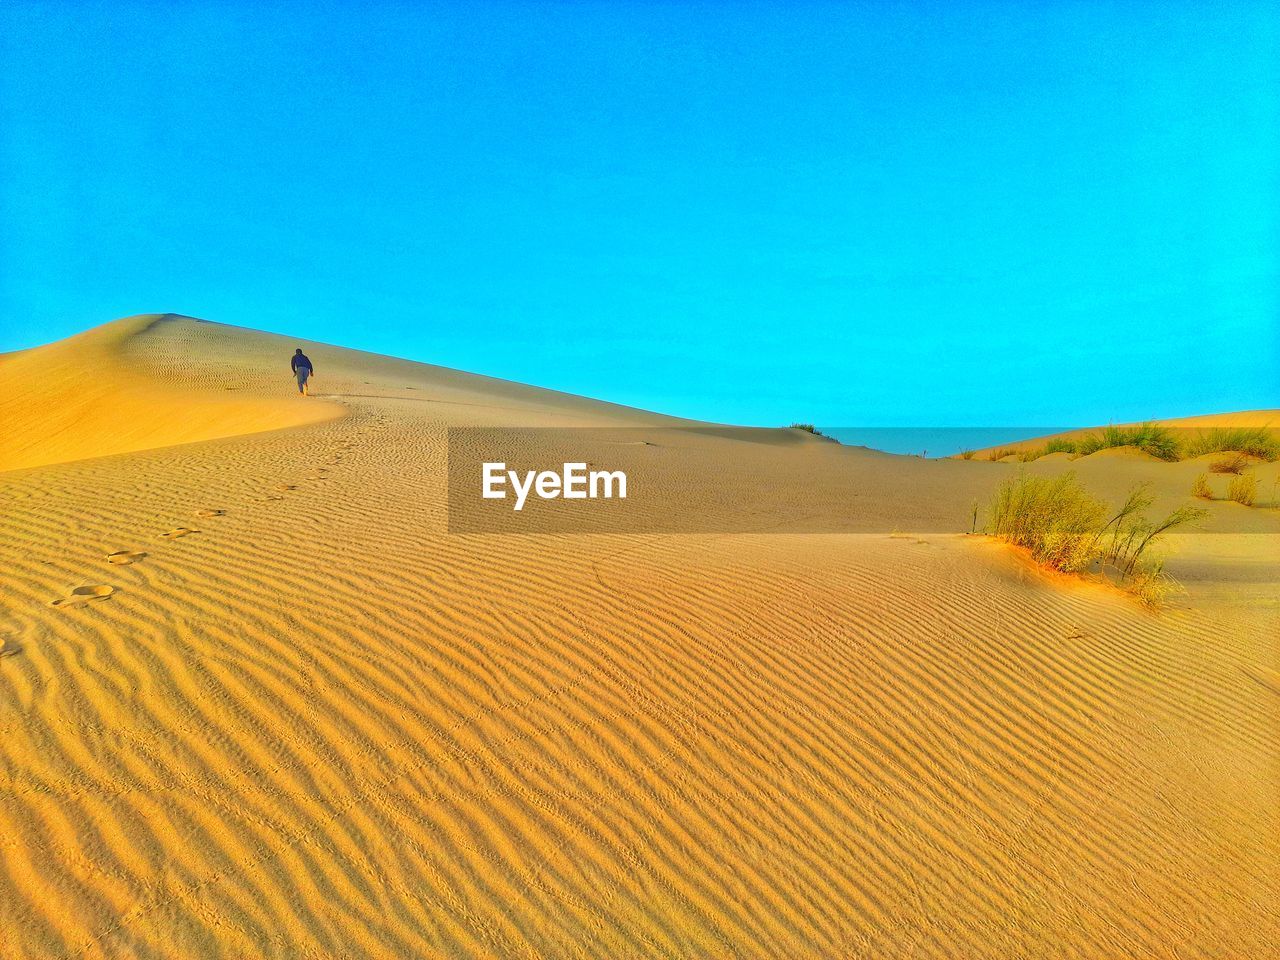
[789,423,827,438]
[1227,473,1257,506]
[1183,427,1279,462]
[958,449,976,460]
[1015,437,1077,462]
[985,473,1205,604]
[988,448,1018,462]
[1127,562,1175,608]
[1191,473,1213,499]
[1076,423,1180,461]
[1076,427,1111,456]
[1209,453,1250,474]
[1104,502,1206,578]
[986,473,1109,572]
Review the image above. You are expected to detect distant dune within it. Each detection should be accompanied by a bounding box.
[962,411,1280,462]
[1,316,1276,959]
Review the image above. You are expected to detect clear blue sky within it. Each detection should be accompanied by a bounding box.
[1,1,1276,425]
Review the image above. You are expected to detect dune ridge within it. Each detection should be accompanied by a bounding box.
[1,317,1277,958]
[0,314,682,474]
[0,315,343,473]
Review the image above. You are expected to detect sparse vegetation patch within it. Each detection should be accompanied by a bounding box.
[1076,423,1180,461]
[1227,473,1257,506]
[985,424,1278,464]
[789,423,829,439]
[985,472,1205,607]
[1209,453,1250,474]
[1183,427,1279,462]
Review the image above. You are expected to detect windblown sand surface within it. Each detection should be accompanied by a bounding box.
[1,316,1277,958]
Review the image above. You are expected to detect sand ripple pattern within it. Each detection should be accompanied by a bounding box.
[2,405,1278,951]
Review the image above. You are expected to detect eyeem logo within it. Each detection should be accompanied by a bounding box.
[482,462,628,511]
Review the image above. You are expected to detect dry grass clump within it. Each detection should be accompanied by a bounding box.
[789,423,839,442]
[1209,453,1250,474]
[1191,473,1213,499]
[1227,473,1257,506]
[1107,500,1207,579]
[988,448,1017,462]
[958,449,976,460]
[1127,563,1177,608]
[1183,426,1279,461]
[789,423,826,437]
[987,473,1107,571]
[986,472,1205,606]
[1077,423,1180,461]
[1010,438,1080,463]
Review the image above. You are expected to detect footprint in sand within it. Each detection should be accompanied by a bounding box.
[159,528,199,540]
[276,484,297,491]
[51,585,115,607]
[251,495,283,503]
[106,550,146,565]
[195,509,225,518]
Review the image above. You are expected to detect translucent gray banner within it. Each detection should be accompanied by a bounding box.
[446,426,1278,534]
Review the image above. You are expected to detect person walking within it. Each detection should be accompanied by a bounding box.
[291,348,314,396]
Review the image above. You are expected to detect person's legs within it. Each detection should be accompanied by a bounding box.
[296,368,310,395]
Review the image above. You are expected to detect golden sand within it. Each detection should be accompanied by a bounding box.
[1,316,1277,957]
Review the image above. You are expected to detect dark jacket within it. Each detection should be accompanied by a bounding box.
[291,352,313,373]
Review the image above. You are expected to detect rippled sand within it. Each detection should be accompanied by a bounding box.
[2,316,1276,958]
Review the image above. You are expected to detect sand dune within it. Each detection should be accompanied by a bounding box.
[1,317,1277,958]
[0,314,684,474]
[0,316,338,473]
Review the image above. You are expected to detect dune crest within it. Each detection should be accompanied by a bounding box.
[0,315,346,473]
[2,313,703,478]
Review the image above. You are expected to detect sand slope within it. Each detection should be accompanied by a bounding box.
[0,314,684,474]
[1,318,1277,958]
[0,316,343,473]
